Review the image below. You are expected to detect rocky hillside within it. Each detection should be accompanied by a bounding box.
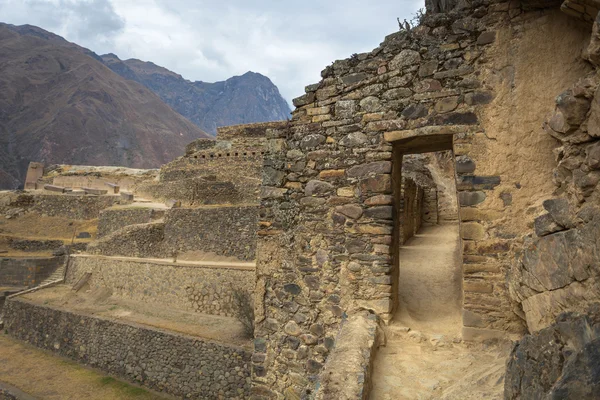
[0,23,212,189]
[101,54,291,135]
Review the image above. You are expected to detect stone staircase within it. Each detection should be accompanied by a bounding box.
[39,263,66,286]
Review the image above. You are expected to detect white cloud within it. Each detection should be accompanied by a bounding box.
[0,0,423,104]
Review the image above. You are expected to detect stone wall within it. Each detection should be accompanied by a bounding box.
[38,165,159,194]
[508,50,600,332]
[66,256,255,317]
[163,206,259,261]
[135,122,287,206]
[504,304,600,399]
[3,299,251,399]
[422,187,439,224]
[399,177,425,244]
[31,194,117,220]
[253,2,593,397]
[87,222,166,258]
[137,177,245,206]
[216,122,287,148]
[0,257,65,287]
[314,312,380,400]
[97,207,161,237]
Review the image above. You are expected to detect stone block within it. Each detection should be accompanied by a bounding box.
[120,192,134,203]
[356,225,393,235]
[364,195,393,206]
[347,162,392,178]
[305,180,334,196]
[389,49,421,70]
[462,309,486,328]
[434,96,459,113]
[534,213,563,237]
[363,206,393,220]
[461,222,486,240]
[463,280,493,293]
[458,191,486,206]
[357,299,392,314]
[455,156,476,173]
[456,175,501,190]
[477,31,496,45]
[293,92,316,107]
[359,175,392,194]
[319,169,346,179]
[335,204,363,219]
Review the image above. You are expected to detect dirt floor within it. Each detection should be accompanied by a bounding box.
[396,223,463,336]
[0,334,171,400]
[22,284,251,348]
[370,331,509,400]
[370,223,509,399]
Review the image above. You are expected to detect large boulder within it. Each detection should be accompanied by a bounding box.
[505,304,600,400]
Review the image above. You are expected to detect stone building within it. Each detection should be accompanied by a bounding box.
[1,0,600,399]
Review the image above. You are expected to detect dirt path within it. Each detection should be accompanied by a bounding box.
[397,223,462,336]
[370,332,508,400]
[0,334,170,400]
[369,223,508,399]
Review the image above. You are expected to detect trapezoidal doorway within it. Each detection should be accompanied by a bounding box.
[390,133,463,336]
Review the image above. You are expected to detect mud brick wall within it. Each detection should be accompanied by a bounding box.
[252,2,593,397]
[31,194,117,220]
[66,256,255,317]
[4,299,251,399]
[0,257,65,287]
[163,206,259,261]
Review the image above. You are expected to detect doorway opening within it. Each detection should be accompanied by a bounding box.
[390,134,463,336]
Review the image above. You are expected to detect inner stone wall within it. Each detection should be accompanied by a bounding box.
[399,177,425,244]
[253,2,593,398]
[4,299,251,399]
[67,256,255,317]
[0,256,65,287]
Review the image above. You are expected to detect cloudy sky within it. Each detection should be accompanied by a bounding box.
[0,0,422,105]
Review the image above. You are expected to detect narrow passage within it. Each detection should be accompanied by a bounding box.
[369,222,507,400]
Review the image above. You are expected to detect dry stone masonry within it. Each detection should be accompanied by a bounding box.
[252,0,600,398]
[3,0,600,399]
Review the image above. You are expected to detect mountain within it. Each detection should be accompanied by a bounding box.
[0,23,212,189]
[101,54,291,135]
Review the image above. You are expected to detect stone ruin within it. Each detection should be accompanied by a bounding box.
[0,0,600,399]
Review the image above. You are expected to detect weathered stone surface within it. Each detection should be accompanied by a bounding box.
[477,31,496,45]
[4,299,251,399]
[434,96,459,113]
[534,213,563,237]
[461,222,486,240]
[458,191,486,206]
[335,204,363,219]
[586,13,600,67]
[542,197,576,228]
[347,162,392,178]
[389,49,421,70]
[339,132,369,147]
[587,141,600,169]
[364,195,393,206]
[456,156,476,173]
[509,214,600,333]
[363,206,393,220]
[505,305,600,400]
[305,180,335,196]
